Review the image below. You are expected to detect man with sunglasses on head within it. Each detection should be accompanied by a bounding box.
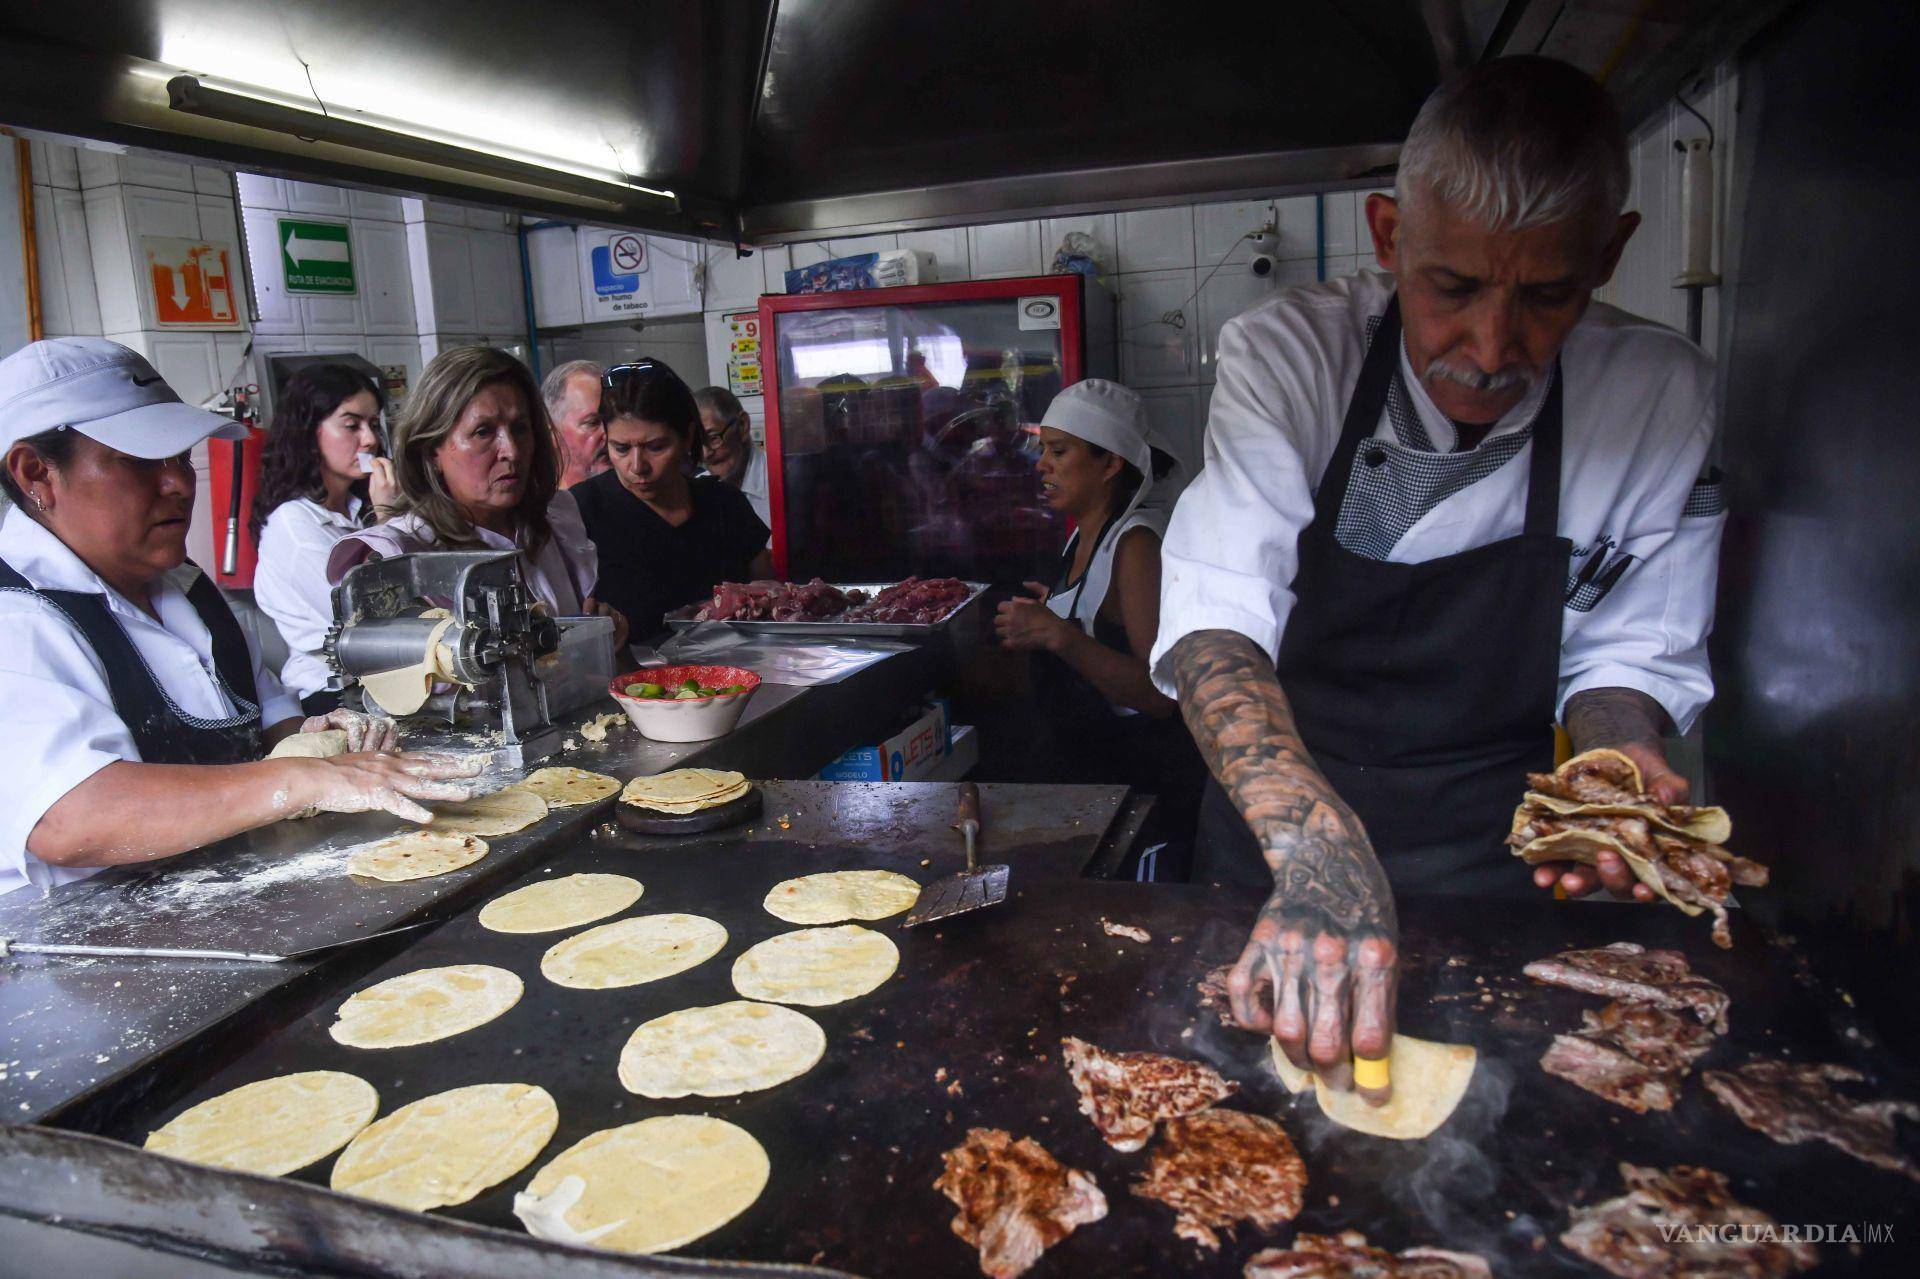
[694,386,770,535]
[570,360,774,644]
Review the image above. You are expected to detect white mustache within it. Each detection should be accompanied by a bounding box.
[1425,358,1535,394]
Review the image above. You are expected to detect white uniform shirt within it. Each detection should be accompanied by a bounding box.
[254,495,363,700]
[0,512,300,896]
[1152,270,1725,732]
[740,445,771,531]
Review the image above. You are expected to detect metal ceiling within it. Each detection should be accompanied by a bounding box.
[0,0,1795,245]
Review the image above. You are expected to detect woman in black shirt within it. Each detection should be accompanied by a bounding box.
[571,359,773,643]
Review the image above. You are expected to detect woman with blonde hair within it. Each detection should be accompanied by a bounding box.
[329,346,626,646]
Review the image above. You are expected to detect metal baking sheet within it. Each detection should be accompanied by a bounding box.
[52,848,1918,1277]
[664,581,990,639]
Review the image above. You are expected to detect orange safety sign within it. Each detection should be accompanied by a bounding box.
[143,236,241,328]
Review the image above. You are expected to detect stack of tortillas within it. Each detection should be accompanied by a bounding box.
[620,769,750,815]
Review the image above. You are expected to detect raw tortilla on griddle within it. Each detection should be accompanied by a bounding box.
[477,873,642,933]
[1059,1037,1236,1151]
[329,964,523,1048]
[330,1082,558,1211]
[145,1071,377,1176]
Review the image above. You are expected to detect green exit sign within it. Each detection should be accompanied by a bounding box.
[279,218,356,294]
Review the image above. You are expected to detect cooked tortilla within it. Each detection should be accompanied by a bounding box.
[515,1115,769,1254]
[330,1082,558,1211]
[1522,790,1733,844]
[330,964,523,1048]
[146,1071,377,1176]
[347,831,489,882]
[762,870,922,924]
[478,873,643,933]
[540,914,728,989]
[618,1001,826,1098]
[519,766,621,807]
[620,769,749,808]
[426,786,550,837]
[731,924,899,1006]
[1268,1034,1476,1139]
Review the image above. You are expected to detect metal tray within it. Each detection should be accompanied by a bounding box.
[664,581,990,639]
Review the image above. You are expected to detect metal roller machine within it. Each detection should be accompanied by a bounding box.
[323,550,615,766]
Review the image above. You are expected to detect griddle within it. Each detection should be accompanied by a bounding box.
[54,833,1918,1277]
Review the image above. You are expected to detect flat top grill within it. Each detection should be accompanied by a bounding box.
[55,820,1919,1278]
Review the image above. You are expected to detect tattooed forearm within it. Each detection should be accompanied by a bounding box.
[1563,687,1674,756]
[1166,629,1395,937]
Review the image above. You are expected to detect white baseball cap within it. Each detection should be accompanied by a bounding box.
[0,338,244,459]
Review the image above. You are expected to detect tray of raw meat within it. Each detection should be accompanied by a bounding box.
[665,576,988,638]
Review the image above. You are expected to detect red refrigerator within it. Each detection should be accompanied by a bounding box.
[760,274,1117,586]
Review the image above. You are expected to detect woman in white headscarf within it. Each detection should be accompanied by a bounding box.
[994,379,1204,879]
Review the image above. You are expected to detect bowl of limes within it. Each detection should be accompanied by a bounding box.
[608,664,761,742]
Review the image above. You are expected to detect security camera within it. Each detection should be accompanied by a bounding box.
[1248,229,1279,278]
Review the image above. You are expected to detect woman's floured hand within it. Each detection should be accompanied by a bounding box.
[290,751,483,823]
[301,708,400,754]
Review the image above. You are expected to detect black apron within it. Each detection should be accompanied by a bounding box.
[1033,516,1206,880]
[0,556,264,765]
[1193,295,1569,894]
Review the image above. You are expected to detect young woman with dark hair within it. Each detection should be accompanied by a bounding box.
[571,358,773,642]
[251,363,395,711]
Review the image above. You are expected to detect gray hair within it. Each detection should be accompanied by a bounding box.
[1395,56,1629,234]
[540,359,603,416]
[694,385,747,426]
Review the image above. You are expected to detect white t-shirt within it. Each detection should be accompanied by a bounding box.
[0,512,300,896]
[254,495,363,700]
[1152,269,1725,732]
[740,445,770,531]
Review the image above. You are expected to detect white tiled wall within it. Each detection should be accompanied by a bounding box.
[696,193,1385,469]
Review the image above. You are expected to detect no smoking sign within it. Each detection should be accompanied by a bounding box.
[610,235,646,273]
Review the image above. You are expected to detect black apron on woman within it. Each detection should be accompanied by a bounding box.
[1033,514,1207,880]
[0,558,264,765]
[1192,295,1569,895]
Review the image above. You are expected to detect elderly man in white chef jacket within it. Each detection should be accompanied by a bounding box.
[0,338,480,897]
[1153,57,1727,1102]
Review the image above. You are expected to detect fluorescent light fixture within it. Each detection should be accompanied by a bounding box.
[166,75,675,211]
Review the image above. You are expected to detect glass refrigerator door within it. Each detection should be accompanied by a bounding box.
[770,294,1071,587]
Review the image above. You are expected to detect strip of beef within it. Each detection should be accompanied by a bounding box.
[1197,964,1238,1028]
[1244,1231,1491,1279]
[1060,1037,1237,1151]
[1561,1163,1818,1278]
[696,578,861,622]
[1523,942,1730,1033]
[1132,1108,1305,1250]
[843,575,971,623]
[1703,1059,1920,1182]
[934,1127,1108,1279]
[1539,1001,1718,1113]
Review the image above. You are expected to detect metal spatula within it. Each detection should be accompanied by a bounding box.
[904,782,1008,927]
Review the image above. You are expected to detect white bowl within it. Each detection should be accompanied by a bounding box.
[608,664,760,743]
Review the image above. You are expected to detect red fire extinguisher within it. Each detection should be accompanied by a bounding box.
[207,384,263,588]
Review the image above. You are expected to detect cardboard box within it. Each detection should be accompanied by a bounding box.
[784,249,938,295]
[817,699,951,782]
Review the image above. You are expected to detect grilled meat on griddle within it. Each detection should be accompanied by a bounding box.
[1061,1037,1237,1151]
[1243,1231,1492,1278]
[1132,1108,1305,1250]
[1524,942,1730,1033]
[1561,1162,1818,1278]
[1540,1000,1719,1113]
[1196,964,1237,1028]
[1703,1059,1920,1182]
[934,1127,1107,1279]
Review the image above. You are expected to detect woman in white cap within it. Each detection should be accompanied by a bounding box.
[0,339,479,897]
[994,378,1205,878]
